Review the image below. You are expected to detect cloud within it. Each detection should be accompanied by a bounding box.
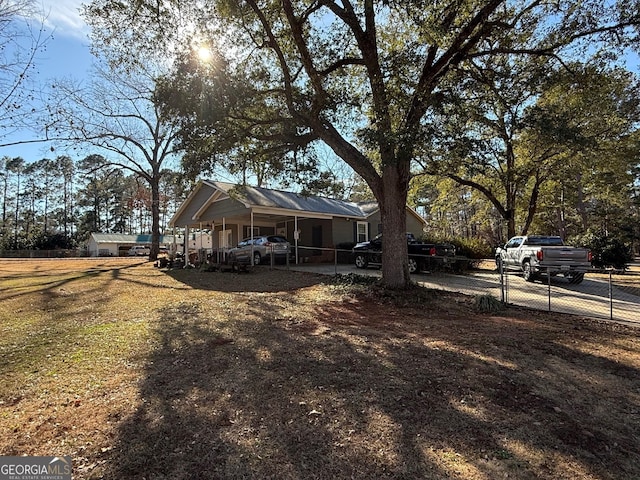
[39,0,89,39]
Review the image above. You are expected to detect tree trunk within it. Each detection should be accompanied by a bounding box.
[379,165,411,289]
[505,209,516,240]
[149,174,161,260]
[574,174,588,231]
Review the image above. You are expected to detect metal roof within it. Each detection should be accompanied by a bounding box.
[90,234,181,244]
[209,181,367,218]
[168,181,427,228]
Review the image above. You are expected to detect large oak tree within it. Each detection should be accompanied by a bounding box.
[86,0,639,287]
[420,61,640,240]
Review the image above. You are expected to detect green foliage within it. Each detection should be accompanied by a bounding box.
[450,237,492,260]
[83,0,640,288]
[569,230,633,270]
[31,232,76,250]
[421,235,492,259]
[474,294,504,314]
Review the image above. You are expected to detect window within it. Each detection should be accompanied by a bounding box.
[356,222,368,242]
[246,226,260,238]
[506,238,523,248]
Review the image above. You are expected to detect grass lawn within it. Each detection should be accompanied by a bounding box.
[0,259,639,480]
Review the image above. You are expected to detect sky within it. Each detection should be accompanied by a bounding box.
[2,1,639,166]
[1,0,93,161]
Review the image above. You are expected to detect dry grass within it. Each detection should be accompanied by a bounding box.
[0,258,639,480]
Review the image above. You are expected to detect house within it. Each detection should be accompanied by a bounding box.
[168,181,426,263]
[87,233,184,257]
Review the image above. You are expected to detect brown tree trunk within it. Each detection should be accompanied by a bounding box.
[150,173,161,261]
[379,164,411,289]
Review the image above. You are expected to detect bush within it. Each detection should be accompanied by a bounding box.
[451,237,493,259]
[569,231,633,270]
[420,236,492,259]
[474,294,504,313]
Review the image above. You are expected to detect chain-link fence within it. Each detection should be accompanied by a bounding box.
[497,267,640,324]
[402,264,640,325]
[281,247,640,325]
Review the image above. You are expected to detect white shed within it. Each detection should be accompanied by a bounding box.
[87,233,184,257]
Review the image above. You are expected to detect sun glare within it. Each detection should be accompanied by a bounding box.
[197,45,213,63]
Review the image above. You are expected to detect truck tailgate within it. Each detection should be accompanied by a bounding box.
[539,247,590,266]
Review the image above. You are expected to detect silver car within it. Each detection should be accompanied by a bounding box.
[227,235,291,266]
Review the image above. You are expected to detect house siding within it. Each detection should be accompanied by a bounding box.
[171,185,218,226]
[169,181,428,263]
[364,210,425,239]
[407,214,426,237]
[202,197,248,222]
[332,218,356,245]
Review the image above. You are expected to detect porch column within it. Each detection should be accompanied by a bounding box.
[250,210,255,265]
[184,225,189,267]
[214,220,220,263]
[222,218,226,263]
[295,215,299,264]
[199,222,203,263]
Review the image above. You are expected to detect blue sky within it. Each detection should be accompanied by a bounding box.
[1,0,93,161]
[2,2,638,166]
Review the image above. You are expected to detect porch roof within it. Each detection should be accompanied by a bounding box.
[169,181,368,227]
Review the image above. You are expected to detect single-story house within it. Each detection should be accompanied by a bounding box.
[87,233,184,257]
[168,181,426,263]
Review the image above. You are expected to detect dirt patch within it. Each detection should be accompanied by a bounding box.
[0,259,638,479]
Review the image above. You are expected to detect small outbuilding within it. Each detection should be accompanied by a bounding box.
[87,233,184,257]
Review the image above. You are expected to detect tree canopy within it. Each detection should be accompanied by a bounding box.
[46,61,185,259]
[420,60,640,239]
[84,0,640,287]
[0,1,51,148]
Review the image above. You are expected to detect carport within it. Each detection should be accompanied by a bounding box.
[168,181,370,267]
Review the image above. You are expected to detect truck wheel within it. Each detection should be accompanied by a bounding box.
[354,254,368,269]
[522,261,536,282]
[253,252,261,265]
[408,258,418,274]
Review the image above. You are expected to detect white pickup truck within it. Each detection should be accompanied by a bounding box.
[495,235,592,284]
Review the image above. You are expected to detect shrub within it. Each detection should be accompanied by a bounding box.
[451,237,493,259]
[569,231,633,270]
[420,236,492,259]
[474,294,504,313]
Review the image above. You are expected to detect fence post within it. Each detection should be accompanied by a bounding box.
[609,271,613,320]
[500,260,505,304]
[547,266,552,312]
[334,247,338,275]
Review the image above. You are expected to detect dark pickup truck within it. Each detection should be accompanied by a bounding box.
[353,233,456,273]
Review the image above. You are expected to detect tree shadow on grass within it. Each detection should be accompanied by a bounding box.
[164,265,330,293]
[102,288,640,479]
